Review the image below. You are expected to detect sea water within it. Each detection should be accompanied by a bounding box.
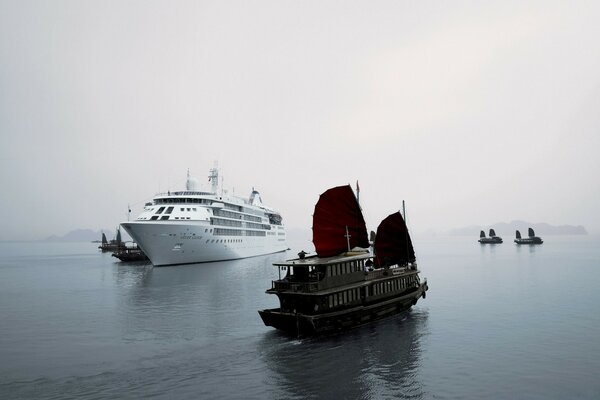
[0,236,599,399]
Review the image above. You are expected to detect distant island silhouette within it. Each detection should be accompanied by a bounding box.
[45,229,131,242]
[447,221,587,236]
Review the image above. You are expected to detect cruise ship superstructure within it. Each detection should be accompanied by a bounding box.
[121,167,287,266]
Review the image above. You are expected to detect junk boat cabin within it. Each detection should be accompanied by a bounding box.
[258,185,428,336]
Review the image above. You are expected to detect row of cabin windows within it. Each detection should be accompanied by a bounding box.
[149,215,192,221]
[206,238,243,244]
[150,215,171,220]
[155,206,197,215]
[211,218,270,231]
[211,218,243,228]
[245,222,271,230]
[213,228,266,237]
[155,198,212,205]
[327,260,364,277]
[328,288,360,308]
[213,209,263,223]
[214,209,242,219]
[243,214,263,223]
[370,276,417,296]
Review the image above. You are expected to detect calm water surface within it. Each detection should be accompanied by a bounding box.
[1,236,599,399]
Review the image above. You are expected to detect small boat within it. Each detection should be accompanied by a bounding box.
[112,243,149,262]
[514,228,543,245]
[98,228,126,252]
[258,185,428,336]
[478,229,503,244]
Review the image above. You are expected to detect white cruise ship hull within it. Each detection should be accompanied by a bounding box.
[121,221,287,266]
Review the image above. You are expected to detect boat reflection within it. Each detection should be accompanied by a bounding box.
[112,253,285,342]
[258,308,429,399]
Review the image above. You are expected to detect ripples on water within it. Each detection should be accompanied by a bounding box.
[1,237,599,399]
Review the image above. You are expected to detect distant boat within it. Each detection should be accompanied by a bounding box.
[514,228,543,245]
[478,229,503,244]
[98,228,125,252]
[258,185,428,336]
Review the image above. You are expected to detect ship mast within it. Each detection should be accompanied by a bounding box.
[208,163,219,194]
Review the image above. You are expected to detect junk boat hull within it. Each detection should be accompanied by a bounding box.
[259,282,427,335]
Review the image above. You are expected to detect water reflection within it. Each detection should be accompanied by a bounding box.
[111,253,285,343]
[258,308,429,399]
[114,261,154,288]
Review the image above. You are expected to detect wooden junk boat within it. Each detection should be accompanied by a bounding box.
[258,185,428,335]
[98,228,126,252]
[478,229,503,244]
[514,228,543,245]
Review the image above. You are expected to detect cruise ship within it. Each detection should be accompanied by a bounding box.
[121,167,287,266]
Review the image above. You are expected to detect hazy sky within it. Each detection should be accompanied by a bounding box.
[1,0,599,241]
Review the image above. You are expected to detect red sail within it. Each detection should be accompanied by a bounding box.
[374,212,415,267]
[312,185,369,257]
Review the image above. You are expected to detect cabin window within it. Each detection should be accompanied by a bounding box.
[343,291,348,304]
[165,207,174,214]
[150,216,159,220]
[160,216,169,220]
[156,207,165,214]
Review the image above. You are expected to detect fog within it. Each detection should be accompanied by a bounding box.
[1,0,599,241]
